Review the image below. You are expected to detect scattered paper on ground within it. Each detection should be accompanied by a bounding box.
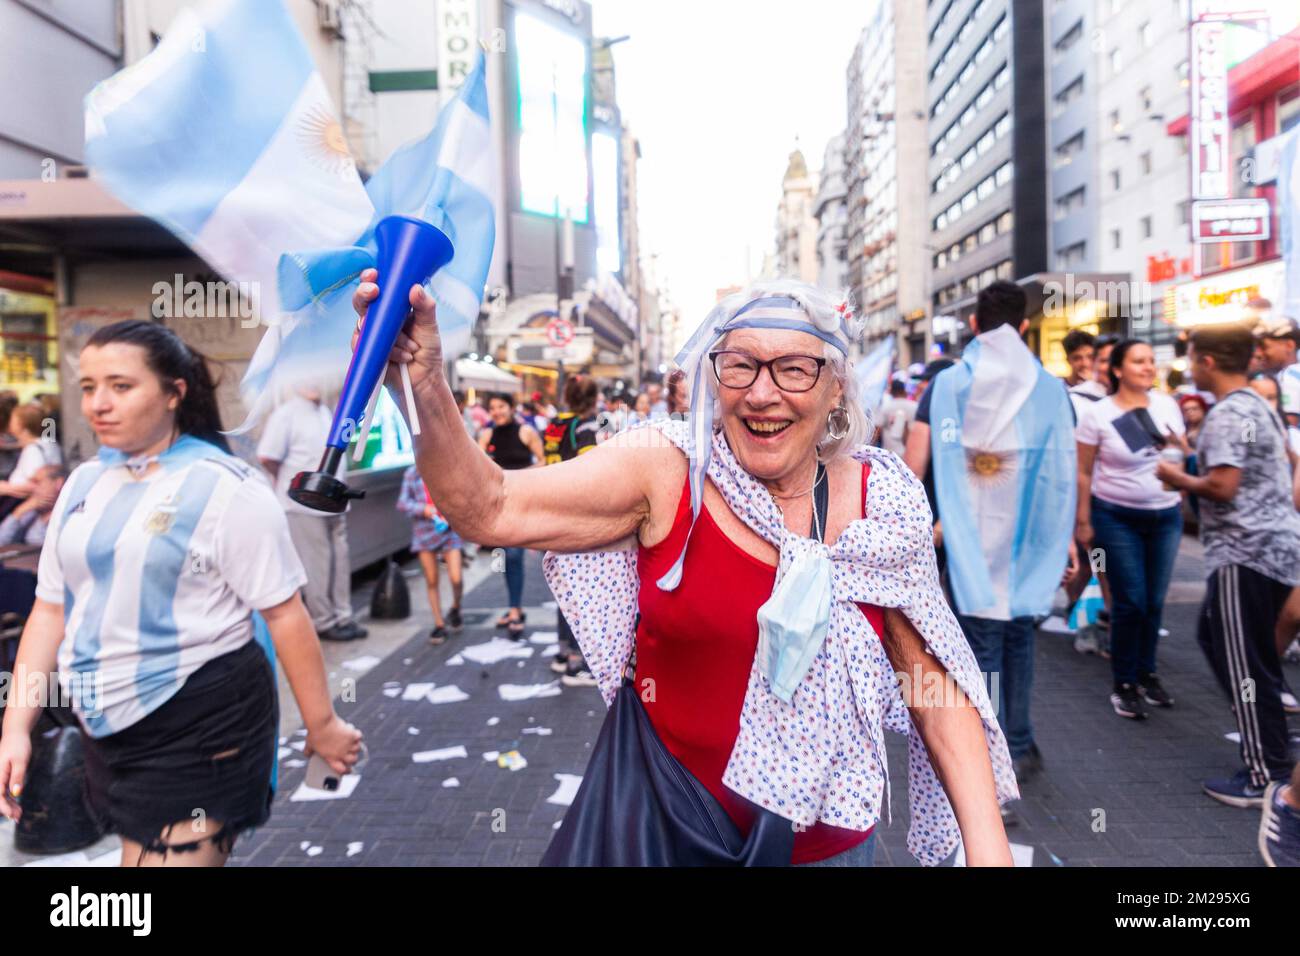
[442,777,460,788]
[382,687,401,698]
[289,775,362,801]
[445,654,465,666]
[306,845,323,857]
[278,746,292,760]
[482,751,499,761]
[522,727,553,736]
[529,631,559,644]
[542,644,559,656]
[408,727,420,735]
[497,750,527,771]
[412,745,467,763]
[427,684,470,704]
[486,716,500,726]
[401,682,437,701]
[285,759,306,768]
[547,773,583,806]
[347,842,363,858]
[343,655,381,671]
[1224,731,1241,743]
[461,637,534,665]
[499,681,562,701]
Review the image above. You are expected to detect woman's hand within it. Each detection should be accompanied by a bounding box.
[0,731,32,821]
[1075,518,1093,551]
[350,268,445,394]
[304,713,363,777]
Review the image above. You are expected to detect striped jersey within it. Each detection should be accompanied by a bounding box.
[36,435,307,737]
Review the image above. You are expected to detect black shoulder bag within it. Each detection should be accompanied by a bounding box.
[540,465,830,866]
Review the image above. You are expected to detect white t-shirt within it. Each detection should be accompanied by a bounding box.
[1280,362,1300,421]
[255,396,340,516]
[1068,379,1107,427]
[1077,391,1185,510]
[878,397,917,456]
[36,436,306,736]
[7,440,62,485]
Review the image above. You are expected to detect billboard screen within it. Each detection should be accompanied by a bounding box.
[592,130,621,273]
[515,10,589,224]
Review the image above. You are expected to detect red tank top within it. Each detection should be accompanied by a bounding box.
[635,462,884,864]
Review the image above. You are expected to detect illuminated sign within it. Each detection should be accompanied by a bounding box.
[1170,259,1284,325]
[515,10,589,223]
[1190,11,1230,199]
[1192,197,1271,241]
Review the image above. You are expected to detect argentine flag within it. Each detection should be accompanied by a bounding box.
[927,324,1076,621]
[84,0,498,430]
[1277,127,1300,322]
[854,336,896,423]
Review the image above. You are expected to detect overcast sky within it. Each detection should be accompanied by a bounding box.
[590,0,868,347]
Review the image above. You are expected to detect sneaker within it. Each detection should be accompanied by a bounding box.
[318,625,364,642]
[549,652,569,674]
[561,662,598,687]
[1110,683,1147,720]
[506,619,526,641]
[1204,768,1271,808]
[1284,639,1300,664]
[1039,615,1075,635]
[1259,782,1300,867]
[1073,628,1099,655]
[428,625,450,646]
[1138,674,1175,708]
[1012,743,1044,783]
[1158,627,1170,638]
[334,621,369,640]
[447,607,463,632]
[1282,685,1300,715]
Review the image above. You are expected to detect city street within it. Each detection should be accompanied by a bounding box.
[206,535,1293,868]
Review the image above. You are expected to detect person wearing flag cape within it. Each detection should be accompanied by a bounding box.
[353,276,1018,866]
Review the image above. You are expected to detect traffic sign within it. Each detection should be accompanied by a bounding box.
[545,317,575,347]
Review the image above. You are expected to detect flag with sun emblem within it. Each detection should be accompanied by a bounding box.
[927,323,1076,620]
[84,0,499,431]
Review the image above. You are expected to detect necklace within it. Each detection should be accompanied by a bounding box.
[767,462,826,500]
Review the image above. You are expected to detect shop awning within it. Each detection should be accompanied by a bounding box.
[453,359,522,393]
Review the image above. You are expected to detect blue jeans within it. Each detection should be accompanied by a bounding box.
[1089,497,1182,687]
[795,831,876,867]
[957,614,1036,759]
[503,547,525,607]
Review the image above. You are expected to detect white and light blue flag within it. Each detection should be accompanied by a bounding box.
[1277,127,1300,322]
[927,324,1076,620]
[854,336,896,420]
[84,0,497,430]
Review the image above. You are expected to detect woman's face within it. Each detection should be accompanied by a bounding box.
[634,393,651,415]
[1181,402,1204,427]
[1116,343,1156,391]
[488,397,513,426]
[79,343,182,453]
[714,328,841,484]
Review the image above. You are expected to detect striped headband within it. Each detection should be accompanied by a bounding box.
[656,293,850,591]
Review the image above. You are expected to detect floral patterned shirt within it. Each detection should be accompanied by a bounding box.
[543,419,1018,865]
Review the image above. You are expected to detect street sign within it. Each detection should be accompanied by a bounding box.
[368,70,438,93]
[545,316,575,347]
[1191,198,1271,243]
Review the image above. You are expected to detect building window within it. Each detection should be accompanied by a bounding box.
[1055,20,1083,53]
[1111,228,1122,250]
[1140,215,1152,239]
[1054,131,1085,167]
[1140,151,1152,174]
[1109,48,1122,75]
[1140,21,1153,48]
[1279,84,1300,134]
[1058,242,1087,269]
[1140,86,1153,112]
[998,210,1013,232]
[1109,168,1121,190]
[1178,199,1190,225]
[1054,186,1086,220]
[1109,109,1122,132]
[996,259,1013,279]
[1177,59,1189,88]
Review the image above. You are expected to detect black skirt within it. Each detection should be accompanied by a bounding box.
[81,639,278,856]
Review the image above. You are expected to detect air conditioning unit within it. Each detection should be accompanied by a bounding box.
[317,0,344,38]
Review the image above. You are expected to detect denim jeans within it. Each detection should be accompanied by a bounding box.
[795,831,876,867]
[1089,497,1182,687]
[957,614,1037,759]
[503,547,525,607]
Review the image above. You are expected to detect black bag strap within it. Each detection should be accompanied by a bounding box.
[812,462,829,543]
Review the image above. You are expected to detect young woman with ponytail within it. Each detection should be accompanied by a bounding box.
[0,320,362,866]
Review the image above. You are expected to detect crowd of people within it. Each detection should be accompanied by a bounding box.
[0,272,1297,868]
[885,283,1299,867]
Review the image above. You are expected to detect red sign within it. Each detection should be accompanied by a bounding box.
[1146,253,1195,283]
[545,317,574,347]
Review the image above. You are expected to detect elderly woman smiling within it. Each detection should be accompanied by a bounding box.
[353,275,1017,867]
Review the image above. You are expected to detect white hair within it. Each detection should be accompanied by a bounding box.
[706,277,875,461]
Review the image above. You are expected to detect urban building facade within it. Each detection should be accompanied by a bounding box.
[813,133,849,295]
[775,147,819,284]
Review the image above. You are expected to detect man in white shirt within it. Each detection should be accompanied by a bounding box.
[877,379,916,457]
[1252,317,1300,428]
[257,387,367,642]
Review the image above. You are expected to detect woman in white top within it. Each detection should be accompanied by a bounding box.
[0,403,62,518]
[0,320,362,866]
[1076,339,1186,722]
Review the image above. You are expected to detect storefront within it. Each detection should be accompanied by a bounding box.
[1167,258,1284,328]
[0,281,58,404]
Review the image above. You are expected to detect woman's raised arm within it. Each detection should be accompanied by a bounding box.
[353,273,678,553]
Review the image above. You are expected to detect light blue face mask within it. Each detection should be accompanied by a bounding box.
[756,547,833,704]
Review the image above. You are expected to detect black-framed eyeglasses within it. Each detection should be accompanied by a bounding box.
[708,350,827,393]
